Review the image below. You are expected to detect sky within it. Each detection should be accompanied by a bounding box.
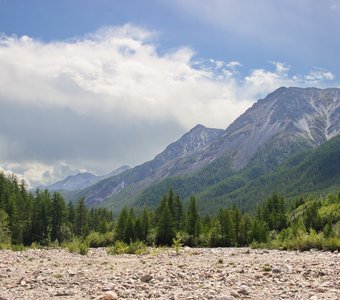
[0,0,339,187]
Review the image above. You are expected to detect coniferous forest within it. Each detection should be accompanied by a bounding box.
[0,172,339,253]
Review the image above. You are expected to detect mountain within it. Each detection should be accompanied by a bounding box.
[47,172,98,191]
[45,165,130,192]
[67,87,340,212]
[69,125,224,206]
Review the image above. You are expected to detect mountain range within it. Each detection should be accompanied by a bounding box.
[44,165,130,192]
[47,87,340,213]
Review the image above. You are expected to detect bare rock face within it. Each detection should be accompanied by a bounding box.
[75,87,340,209]
[216,87,340,169]
[0,248,339,300]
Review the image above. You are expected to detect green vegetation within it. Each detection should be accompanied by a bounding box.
[0,172,113,247]
[136,135,340,214]
[0,171,339,252]
[172,232,183,255]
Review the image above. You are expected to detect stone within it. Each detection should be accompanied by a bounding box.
[272,267,281,273]
[238,285,251,295]
[141,274,153,282]
[102,291,118,300]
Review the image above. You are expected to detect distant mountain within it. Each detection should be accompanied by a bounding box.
[69,124,224,206]
[45,165,130,192]
[199,86,340,170]
[66,87,340,212]
[47,172,98,191]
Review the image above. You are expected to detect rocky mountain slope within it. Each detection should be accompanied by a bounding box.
[70,125,224,206]
[65,87,340,210]
[46,165,130,192]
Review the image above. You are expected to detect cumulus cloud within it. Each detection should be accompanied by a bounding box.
[0,25,336,186]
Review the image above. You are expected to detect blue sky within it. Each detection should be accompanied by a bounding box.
[0,0,339,186]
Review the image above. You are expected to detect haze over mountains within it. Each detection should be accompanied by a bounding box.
[44,165,130,191]
[46,87,340,213]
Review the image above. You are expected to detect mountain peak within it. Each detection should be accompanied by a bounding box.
[190,124,206,131]
[220,87,340,169]
[154,125,224,164]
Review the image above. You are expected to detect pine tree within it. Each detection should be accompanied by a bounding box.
[217,208,233,246]
[156,203,174,245]
[186,195,200,241]
[75,198,88,237]
[232,206,241,246]
[50,192,66,242]
[67,201,76,233]
[262,193,287,231]
[239,214,252,246]
[115,207,128,241]
[140,207,150,241]
[173,195,184,232]
[124,208,136,243]
[0,209,11,243]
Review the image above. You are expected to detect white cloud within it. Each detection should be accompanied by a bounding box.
[0,25,336,187]
[304,69,335,82]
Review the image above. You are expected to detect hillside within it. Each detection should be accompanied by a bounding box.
[53,87,340,212]
[134,135,340,213]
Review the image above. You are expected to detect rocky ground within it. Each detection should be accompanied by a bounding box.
[0,247,339,300]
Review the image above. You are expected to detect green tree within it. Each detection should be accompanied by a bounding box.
[67,201,76,232]
[173,195,184,232]
[75,198,88,237]
[217,208,233,246]
[124,208,136,243]
[156,203,174,245]
[50,192,66,242]
[140,207,150,241]
[186,195,200,242]
[115,207,128,241]
[232,206,241,246]
[251,219,267,243]
[239,214,252,246]
[0,209,11,244]
[261,193,287,231]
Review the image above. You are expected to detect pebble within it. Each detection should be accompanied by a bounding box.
[0,248,339,299]
[103,291,118,300]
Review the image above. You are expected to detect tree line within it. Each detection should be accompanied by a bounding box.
[0,173,113,245]
[0,172,339,250]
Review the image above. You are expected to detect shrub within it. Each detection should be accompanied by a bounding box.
[11,244,25,251]
[107,240,149,255]
[79,242,89,255]
[62,238,89,255]
[86,231,114,247]
[172,232,183,255]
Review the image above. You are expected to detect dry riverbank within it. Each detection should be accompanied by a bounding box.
[0,247,339,299]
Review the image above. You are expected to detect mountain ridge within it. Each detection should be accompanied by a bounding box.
[51,87,340,211]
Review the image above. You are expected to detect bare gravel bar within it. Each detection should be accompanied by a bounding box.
[0,247,339,299]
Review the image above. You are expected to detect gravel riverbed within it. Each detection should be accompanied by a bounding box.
[0,247,339,299]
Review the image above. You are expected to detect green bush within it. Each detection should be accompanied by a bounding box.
[86,231,114,247]
[11,244,25,251]
[107,240,149,255]
[0,243,11,250]
[79,242,89,255]
[62,238,89,255]
[172,232,183,255]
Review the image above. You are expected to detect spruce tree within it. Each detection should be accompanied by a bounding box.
[156,203,174,245]
[115,207,128,241]
[75,198,88,237]
[186,195,200,240]
[50,192,66,242]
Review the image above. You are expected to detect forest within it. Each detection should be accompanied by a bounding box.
[0,172,339,253]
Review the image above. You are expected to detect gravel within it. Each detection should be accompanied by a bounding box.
[0,247,339,299]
